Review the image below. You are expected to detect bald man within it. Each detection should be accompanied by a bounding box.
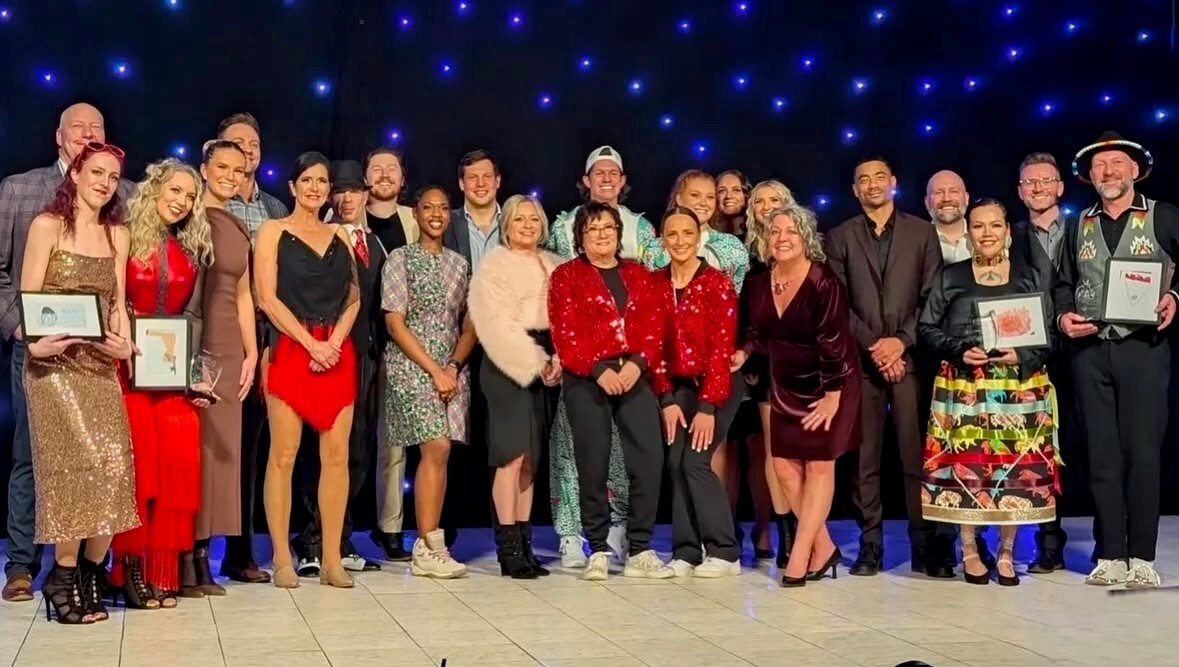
[0,102,133,601]
[925,170,972,263]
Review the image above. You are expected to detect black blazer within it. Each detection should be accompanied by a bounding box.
[443,210,472,267]
[918,258,1054,378]
[351,228,388,360]
[1009,220,1061,290]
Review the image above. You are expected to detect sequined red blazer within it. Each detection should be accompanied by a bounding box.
[548,257,668,388]
[659,264,737,407]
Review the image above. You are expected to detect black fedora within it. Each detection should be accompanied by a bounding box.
[1071,130,1153,183]
[329,160,367,193]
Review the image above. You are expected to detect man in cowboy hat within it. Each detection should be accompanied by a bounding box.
[1054,130,1179,588]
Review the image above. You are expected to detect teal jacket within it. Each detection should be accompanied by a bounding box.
[546,204,657,261]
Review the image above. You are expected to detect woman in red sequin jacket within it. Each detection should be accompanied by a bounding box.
[547,202,675,579]
[656,206,743,576]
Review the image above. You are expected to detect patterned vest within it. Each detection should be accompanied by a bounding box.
[1074,198,1160,339]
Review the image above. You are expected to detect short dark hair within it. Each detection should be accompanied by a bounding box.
[458,149,499,179]
[966,197,1008,222]
[413,184,450,207]
[1019,152,1060,175]
[289,151,330,183]
[365,146,406,175]
[662,205,702,229]
[202,139,245,165]
[573,202,624,258]
[217,112,261,138]
[854,155,894,176]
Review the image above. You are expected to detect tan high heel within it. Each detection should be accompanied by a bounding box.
[273,565,300,589]
[319,566,354,588]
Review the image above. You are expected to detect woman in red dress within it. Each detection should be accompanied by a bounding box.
[734,204,861,587]
[109,159,213,608]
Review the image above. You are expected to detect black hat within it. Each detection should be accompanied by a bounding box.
[1071,131,1153,184]
[329,160,367,193]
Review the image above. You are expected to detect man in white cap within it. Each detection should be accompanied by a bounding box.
[1054,130,1179,588]
[546,146,657,567]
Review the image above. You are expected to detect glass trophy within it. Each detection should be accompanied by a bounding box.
[186,350,223,405]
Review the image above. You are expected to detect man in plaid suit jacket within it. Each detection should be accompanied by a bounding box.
[0,102,133,601]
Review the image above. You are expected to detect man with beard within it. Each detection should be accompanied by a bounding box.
[716,169,751,237]
[826,156,951,578]
[1055,131,1179,588]
[364,146,418,562]
[925,170,972,264]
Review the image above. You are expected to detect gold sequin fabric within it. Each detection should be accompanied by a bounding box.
[25,250,139,543]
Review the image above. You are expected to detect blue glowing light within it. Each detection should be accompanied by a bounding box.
[1002,5,1017,18]
[577,55,593,72]
[732,73,750,91]
[920,121,936,136]
[397,15,412,30]
[627,78,643,95]
[800,56,815,71]
[456,1,470,14]
[111,60,130,78]
[387,129,402,143]
[851,77,869,94]
[528,187,542,199]
[770,96,788,112]
[1099,92,1114,106]
[733,1,750,16]
[870,8,887,24]
[1064,20,1079,34]
[507,11,523,28]
[1040,101,1056,116]
[171,144,187,158]
[0,7,10,22]
[1006,46,1022,62]
[659,114,674,129]
[537,92,553,109]
[692,141,709,157]
[815,194,831,208]
[402,481,411,491]
[1155,108,1170,123]
[918,79,935,95]
[313,79,330,96]
[964,76,980,91]
[165,0,180,8]
[842,128,858,145]
[37,69,56,86]
[677,18,691,34]
[439,60,455,77]
[263,165,277,180]
[1137,30,1150,43]
[1062,205,1075,217]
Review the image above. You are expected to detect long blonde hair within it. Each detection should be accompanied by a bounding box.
[745,179,796,263]
[127,159,214,266]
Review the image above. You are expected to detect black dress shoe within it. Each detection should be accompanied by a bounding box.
[849,544,882,576]
[370,530,412,562]
[1027,552,1064,573]
[924,559,956,579]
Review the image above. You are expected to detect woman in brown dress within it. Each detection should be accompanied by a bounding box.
[734,204,861,588]
[193,140,265,589]
[21,142,139,623]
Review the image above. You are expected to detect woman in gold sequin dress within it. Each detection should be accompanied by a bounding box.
[20,142,139,624]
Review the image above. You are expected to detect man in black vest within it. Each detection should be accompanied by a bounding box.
[1055,131,1179,589]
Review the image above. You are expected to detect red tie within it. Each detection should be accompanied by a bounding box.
[352,228,370,267]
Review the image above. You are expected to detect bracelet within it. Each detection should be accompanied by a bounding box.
[447,358,463,371]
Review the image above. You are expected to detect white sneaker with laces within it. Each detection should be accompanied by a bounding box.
[410,529,467,579]
[693,557,741,578]
[622,550,675,579]
[607,525,629,564]
[1085,558,1128,586]
[341,554,367,572]
[1126,558,1161,588]
[560,535,588,568]
[667,559,695,577]
[583,552,610,581]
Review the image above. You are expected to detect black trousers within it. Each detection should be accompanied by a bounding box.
[294,349,379,555]
[563,374,663,555]
[1072,334,1169,561]
[853,372,941,549]
[668,374,744,564]
[224,323,269,566]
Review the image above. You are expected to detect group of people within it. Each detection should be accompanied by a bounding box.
[0,101,1172,624]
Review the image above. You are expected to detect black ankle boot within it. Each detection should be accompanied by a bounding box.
[79,558,109,622]
[776,514,797,569]
[44,564,91,624]
[193,545,227,596]
[496,524,538,579]
[117,555,160,609]
[519,521,549,577]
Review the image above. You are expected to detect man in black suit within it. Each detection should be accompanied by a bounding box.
[291,161,387,574]
[826,156,954,578]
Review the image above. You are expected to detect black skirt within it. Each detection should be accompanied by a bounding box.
[481,331,560,467]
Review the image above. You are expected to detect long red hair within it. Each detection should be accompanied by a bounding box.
[41,143,127,237]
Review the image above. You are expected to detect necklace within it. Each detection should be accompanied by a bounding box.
[771,263,807,295]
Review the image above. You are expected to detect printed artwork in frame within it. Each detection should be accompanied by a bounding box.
[18,291,105,341]
[132,315,193,390]
[1102,258,1166,325]
[974,291,1050,354]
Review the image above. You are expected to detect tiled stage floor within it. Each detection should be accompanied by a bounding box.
[1,517,1176,667]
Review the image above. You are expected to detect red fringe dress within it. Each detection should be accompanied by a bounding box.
[109,236,202,592]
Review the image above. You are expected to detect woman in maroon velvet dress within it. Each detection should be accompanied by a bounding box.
[734,204,861,588]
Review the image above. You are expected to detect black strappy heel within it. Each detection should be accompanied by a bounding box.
[44,564,93,624]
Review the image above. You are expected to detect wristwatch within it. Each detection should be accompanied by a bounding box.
[447,358,463,371]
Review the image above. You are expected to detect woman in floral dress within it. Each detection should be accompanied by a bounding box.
[918,198,1060,587]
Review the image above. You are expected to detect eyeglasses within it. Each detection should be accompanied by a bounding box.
[1018,177,1059,188]
[85,141,126,159]
[583,224,618,236]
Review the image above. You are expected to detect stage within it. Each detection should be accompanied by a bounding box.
[0,517,1174,667]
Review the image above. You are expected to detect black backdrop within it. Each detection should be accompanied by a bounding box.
[1,0,1178,532]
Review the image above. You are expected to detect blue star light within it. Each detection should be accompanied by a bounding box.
[964,76,980,92]
[537,92,553,109]
[263,165,278,181]
[870,8,887,24]
[507,11,523,29]
[677,18,691,34]
[528,187,542,199]
[919,121,936,136]
[732,73,750,91]
[1063,20,1079,34]
[770,96,788,113]
[1040,100,1056,116]
[1155,108,1170,123]
[397,14,412,30]
[171,144,187,158]
[1062,204,1075,217]
[1137,30,1150,43]
[0,7,10,22]
[37,69,56,87]
[659,114,674,129]
[577,55,593,72]
[692,141,709,157]
[456,1,470,15]
[1006,46,1023,62]
[815,194,831,208]
[842,128,858,145]
[387,129,403,144]
[111,60,131,79]
[733,1,749,17]
[851,77,869,94]
[313,79,330,96]
[165,0,180,9]
[439,60,456,77]
[1001,5,1018,18]
[918,78,935,95]
[1099,92,1114,106]
[800,55,815,71]
[627,78,643,95]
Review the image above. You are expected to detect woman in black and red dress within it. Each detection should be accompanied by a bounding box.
[547,201,673,582]
[657,207,742,578]
[109,158,213,609]
[254,152,360,589]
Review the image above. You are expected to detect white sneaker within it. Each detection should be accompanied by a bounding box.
[560,535,588,568]
[410,529,467,579]
[1126,558,1162,588]
[583,552,610,581]
[1085,558,1129,586]
[667,559,695,578]
[296,556,320,577]
[622,550,675,579]
[607,525,629,564]
[693,557,741,578]
[341,554,367,572]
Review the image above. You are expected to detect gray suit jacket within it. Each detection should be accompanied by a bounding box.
[0,163,134,340]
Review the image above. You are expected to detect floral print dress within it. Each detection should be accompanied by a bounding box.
[382,243,471,447]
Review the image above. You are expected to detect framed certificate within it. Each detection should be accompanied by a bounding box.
[18,291,105,341]
[975,292,1050,353]
[131,315,192,390]
[1102,258,1165,325]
